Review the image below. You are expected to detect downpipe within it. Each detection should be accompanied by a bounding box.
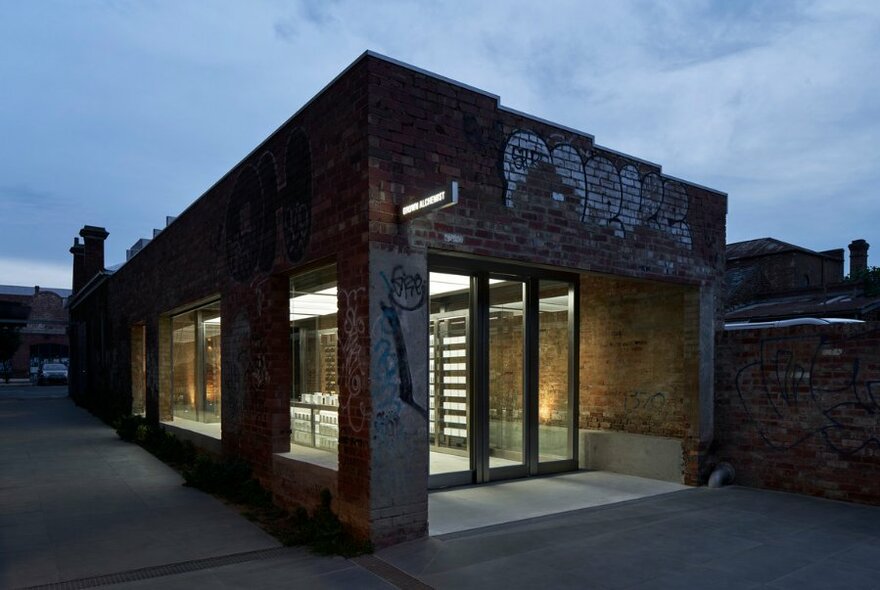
[707,462,735,489]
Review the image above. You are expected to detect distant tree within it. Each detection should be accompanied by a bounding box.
[845,266,880,296]
[0,326,21,382]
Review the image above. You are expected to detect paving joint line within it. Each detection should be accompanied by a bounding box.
[18,546,292,590]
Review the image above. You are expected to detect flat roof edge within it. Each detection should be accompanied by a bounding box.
[496,105,596,141]
[364,50,500,102]
[661,173,727,197]
[591,143,660,169]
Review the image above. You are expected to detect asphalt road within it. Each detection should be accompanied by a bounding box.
[0,382,68,400]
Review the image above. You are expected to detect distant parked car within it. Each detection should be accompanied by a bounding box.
[38,363,68,385]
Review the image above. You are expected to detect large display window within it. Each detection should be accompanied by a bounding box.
[289,266,338,455]
[170,301,221,425]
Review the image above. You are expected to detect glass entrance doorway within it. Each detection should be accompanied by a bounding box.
[428,259,578,488]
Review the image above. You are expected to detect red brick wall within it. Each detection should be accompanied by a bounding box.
[363,54,724,509]
[715,324,880,504]
[579,275,698,440]
[366,56,726,286]
[71,57,373,536]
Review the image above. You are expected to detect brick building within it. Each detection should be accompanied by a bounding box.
[68,52,727,547]
[726,237,880,322]
[717,237,880,506]
[0,285,70,379]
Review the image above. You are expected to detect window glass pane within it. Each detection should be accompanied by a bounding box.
[171,301,222,426]
[172,311,197,420]
[538,280,572,461]
[290,266,339,454]
[201,303,222,423]
[429,272,471,475]
[488,279,525,468]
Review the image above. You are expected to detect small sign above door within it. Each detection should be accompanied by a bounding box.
[400,181,458,220]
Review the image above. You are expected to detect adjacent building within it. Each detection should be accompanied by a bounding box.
[67,52,727,547]
[0,285,70,379]
[726,237,880,322]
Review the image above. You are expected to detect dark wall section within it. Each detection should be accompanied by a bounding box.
[715,324,880,504]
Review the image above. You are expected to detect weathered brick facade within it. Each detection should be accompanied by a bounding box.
[68,52,727,547]
[715,324,880,504]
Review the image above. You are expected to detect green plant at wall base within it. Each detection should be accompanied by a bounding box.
[182,456,273,507]
[274,489,372,556]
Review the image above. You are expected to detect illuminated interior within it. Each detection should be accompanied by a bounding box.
[170,301,221,425]
[290,266,339,456]
[428,269,575,484]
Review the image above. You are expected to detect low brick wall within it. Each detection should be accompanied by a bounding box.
[715,323,880,504]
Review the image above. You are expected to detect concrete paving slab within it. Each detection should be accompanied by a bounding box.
[379,486,880,589]
[428,470,686,535]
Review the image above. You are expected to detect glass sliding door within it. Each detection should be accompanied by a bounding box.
[428,272,472,482]
[427,257,578,488]
[488,278,526,473]
[537,280,573,463]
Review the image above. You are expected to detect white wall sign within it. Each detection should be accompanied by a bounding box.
[400,181,458,220]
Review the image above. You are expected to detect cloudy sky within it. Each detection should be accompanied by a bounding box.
[1,0,878,288]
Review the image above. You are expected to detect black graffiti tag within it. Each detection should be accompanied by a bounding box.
[383,266,426,311]
[225,127,313,282]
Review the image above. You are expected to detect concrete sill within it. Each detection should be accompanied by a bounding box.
[160,420,222,456]
[275,444,338,472]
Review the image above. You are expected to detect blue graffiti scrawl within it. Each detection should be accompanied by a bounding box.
[735,329,880,455]
[374,267,428,421]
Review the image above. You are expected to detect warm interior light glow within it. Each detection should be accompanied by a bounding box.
[539,398,554,424]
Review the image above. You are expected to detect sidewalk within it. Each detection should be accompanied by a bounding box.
[0,397,391,590]
[4,395,880,589]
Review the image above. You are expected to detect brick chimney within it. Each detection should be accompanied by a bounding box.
[79,225,109,286]
[70,237,85,293]
[849,239,870,277]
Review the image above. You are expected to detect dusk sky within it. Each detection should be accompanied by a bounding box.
[1,0,878,289]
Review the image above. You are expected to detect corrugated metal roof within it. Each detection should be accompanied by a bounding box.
[725,287,880,321]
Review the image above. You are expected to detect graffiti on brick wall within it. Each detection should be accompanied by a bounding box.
[370,259,428,499]
[623,391,675,427]
[735,330,880,455]
[225,127,312,282]
[339,287,367,433]
[222,310,251,433]
[625,390,668,411]
[501,129,691,248]
[373,266,428,424]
